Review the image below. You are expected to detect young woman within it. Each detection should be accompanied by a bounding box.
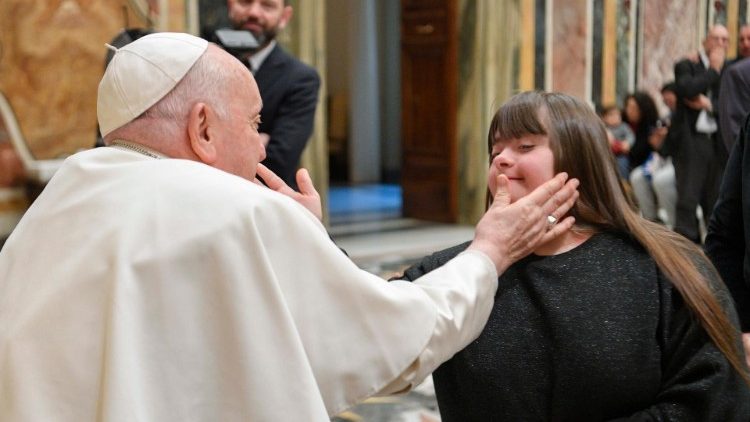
[397,92,750,421]
[623,91,660,171]
[628,85,678,227]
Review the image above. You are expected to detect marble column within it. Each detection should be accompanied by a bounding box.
[727,0,739,60]
[348,0,381,184]
[550,0,588,99]
[284,0,329,220]
[457,0,520,224]
[601,0,618,106]
[380,0,402,183]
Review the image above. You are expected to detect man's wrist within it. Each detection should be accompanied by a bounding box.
[465,244,506,276]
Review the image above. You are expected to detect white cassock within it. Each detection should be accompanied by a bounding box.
[0,146,497,421]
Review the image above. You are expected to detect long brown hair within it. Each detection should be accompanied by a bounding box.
[487,91,748,383]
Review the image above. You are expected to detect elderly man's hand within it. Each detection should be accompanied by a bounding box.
[255,164,323,221]
[708,45,726,71]
[684,94,712,111]
[468,173,579,274]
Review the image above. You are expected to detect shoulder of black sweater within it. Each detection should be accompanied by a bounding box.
[392,241,472,282]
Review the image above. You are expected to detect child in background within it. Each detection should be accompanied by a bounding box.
[600,104,635,179]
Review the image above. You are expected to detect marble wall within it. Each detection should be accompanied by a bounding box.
[551,0,588,98]
[0,0,185,159]
[561,0,746,110]
[614,0,634,105]
[640,1,700,108]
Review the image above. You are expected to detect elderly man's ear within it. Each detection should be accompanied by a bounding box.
[187,102,218,164]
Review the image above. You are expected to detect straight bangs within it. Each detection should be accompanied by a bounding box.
[487,93,548,153]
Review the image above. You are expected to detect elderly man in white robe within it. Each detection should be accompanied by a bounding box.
[0,33,578,421]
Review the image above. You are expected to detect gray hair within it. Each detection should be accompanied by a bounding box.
[139,46,231,125]
[103,45,242,145]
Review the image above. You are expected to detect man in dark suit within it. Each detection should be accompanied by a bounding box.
[227,0,320,188]
[669,25,729,243]
[718,56,750,153]
[707,29,750,370]
[705,113,750,369]
[726,24,750,69]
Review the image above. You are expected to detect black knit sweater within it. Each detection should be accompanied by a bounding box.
[398,231,750,421]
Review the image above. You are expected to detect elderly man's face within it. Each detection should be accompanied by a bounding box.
[705,25,730,53]
[228,78,265,181]
[227,0,292,47]
[212,57,266,181]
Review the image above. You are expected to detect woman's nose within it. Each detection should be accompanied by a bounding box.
[492,151,514,168]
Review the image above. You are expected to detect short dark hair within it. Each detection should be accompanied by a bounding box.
[661,82,676,94]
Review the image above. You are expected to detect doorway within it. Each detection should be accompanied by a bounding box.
[325,0,403,227]
[325,0,459,227]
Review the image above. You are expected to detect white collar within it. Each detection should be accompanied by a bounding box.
[248,40,277,74]
[108,140,165,159]
[699,49,710,69]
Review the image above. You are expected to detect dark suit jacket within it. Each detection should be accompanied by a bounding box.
[705,114,750,331]
[718,58,750,152]
[254,45,320,187]
[665,57,722,157]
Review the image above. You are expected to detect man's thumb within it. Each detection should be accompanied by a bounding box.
[493,174,511,207]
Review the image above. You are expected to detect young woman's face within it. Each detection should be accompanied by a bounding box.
[624,97,641,124]
[488,134,555,203]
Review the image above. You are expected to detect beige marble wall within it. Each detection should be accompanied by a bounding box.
[0,0,185,160]
[641,1,700,105]
[551,0,588,98]
[0,1,162,159]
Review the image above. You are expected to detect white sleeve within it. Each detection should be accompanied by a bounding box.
[247,190,499,414]
[377,250,498,395]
